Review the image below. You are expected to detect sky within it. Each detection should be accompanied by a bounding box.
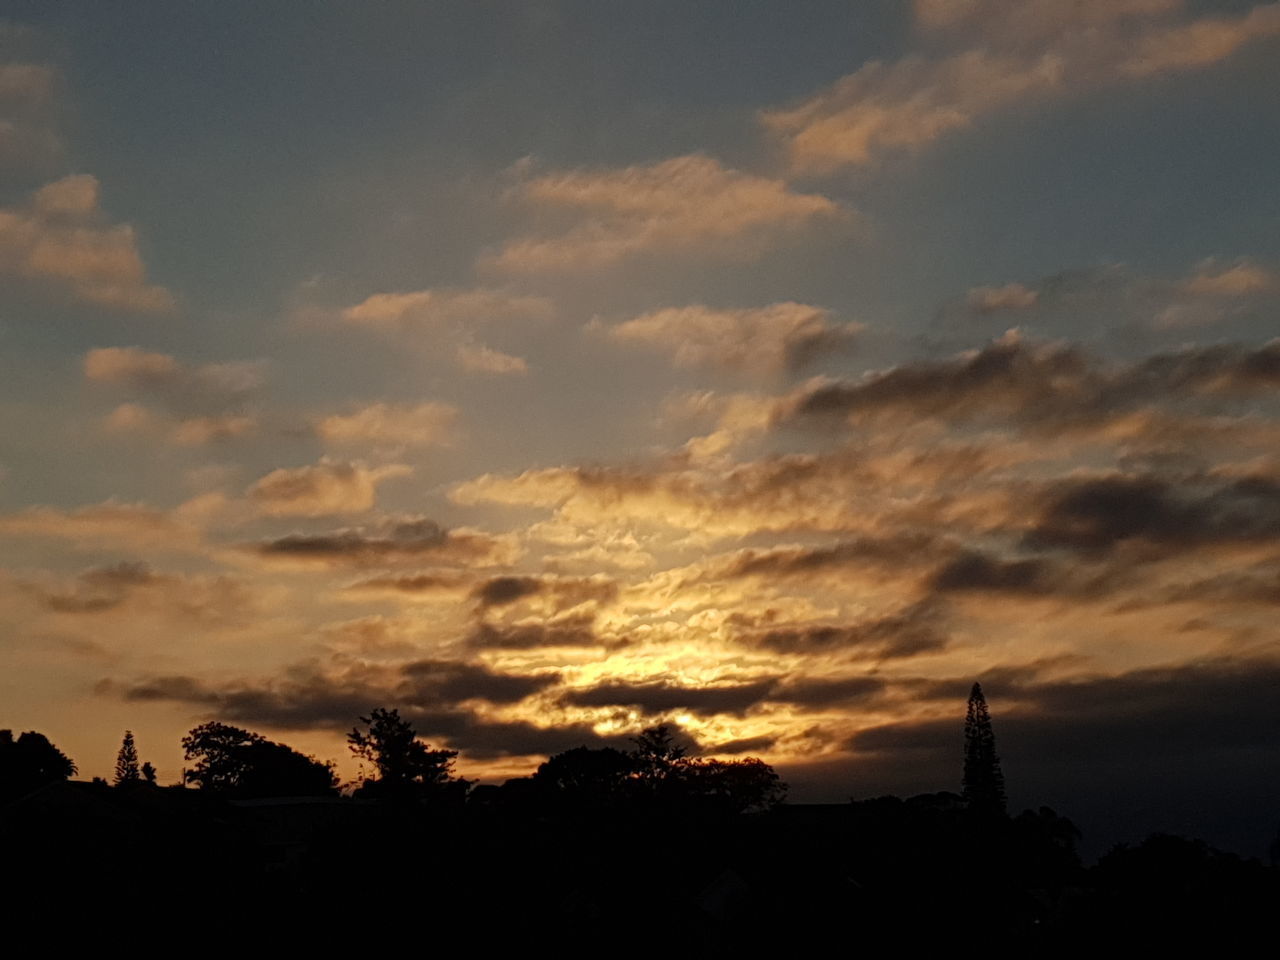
[1,1,1279,852]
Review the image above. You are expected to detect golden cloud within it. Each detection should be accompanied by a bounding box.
[486,154,840,272]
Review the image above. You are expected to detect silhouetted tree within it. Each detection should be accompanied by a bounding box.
[348,708,467,800]
[680,756,787,813]
[630,723,688,780]
[141,761,157,784]
[533,746,636,806]
[962,682,1006,813]
[0,729,76,800]
[114,730,140,784]
[182,721,337,797]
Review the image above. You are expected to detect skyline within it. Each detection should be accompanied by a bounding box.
[2,1,1279,852]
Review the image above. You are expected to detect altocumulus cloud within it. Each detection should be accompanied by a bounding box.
[0,175,173,311]
[247,459,411,517]
[485,154,840,272]
[597,301,860,376]
[763,0,1280,173]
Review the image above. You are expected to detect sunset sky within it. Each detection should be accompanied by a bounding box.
[2,1,1278,847]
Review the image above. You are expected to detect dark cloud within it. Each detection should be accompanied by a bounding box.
[473,575,541,606]
[102,666,646,761]
[782,336,1280,434]
[558,673,888,716]
[24,562,260,623]
[930,550,1054,594]
[250,517,508,567]
[416,715,636,760]
[84,346,263,419]
[399,659,560,705]
[1142,568,1280,608]
[786,334,1092,425]
[467,614,602,650]
[30,561,161,613]
[719,534,941,580]
[560,678,778,716]
[1028,473,1280,553]
[470,574,618,610]
[735,603,947,660]
[772,675,885,708]
[776,656,1280,855]
[344,572,467,595]
[706,734,778,755]
[106,657,561,731]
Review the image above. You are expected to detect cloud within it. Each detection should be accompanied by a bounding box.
[111,656,562,728]
[716,535,943,582]
[782,333,1280,434]
[1027,472,1280,553]
[470,574,618,611]
[966,283,1039,312]
[1182,260,1276,297]
[453,442,1019,541]
[455,343,528,375]
[707,735,778,756]
[341,287,553,329]
[561,678,780,717]
[103,657,649,759]
[315,401,458,449]
[930,550,1056,594]
[0,175,173,311]
[171,415,257,446]
[0,62,56,107]
[559,673,890,717]
[0,58,61,175]
[598,302,860,376]
[343,572,471,599]
[733,605,948,661]
[838,656,1280,850]
[0,498,208,552]
[19,562,263,625]
[763,51,1065,174]
[467,613,602,650]
[764,2,1280,173]
[485,154,840,272]
[85,346,265,444]
[1122,4,1280,76]
[912,0,1182,40]
[335,287,547,375]
[25,561,159,614]
[247,459,410,517]
[248,517,517,569]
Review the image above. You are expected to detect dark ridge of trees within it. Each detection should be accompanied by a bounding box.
[113,730,140,785]
[2,686,1277,946]
[181,721,338,798]
[962,681,1006,813]
[0,729,76,801]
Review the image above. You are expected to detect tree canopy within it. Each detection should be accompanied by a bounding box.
[181,721,338,798]
[531,723,785,814]
[0,729,77,800]
[347,708,468,801]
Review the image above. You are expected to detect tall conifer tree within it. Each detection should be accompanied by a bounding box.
[114,730,141,784]
[962,682,1006,813]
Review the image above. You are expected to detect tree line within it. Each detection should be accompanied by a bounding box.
[3,685,1012,816]
[2,705,787,815]
[4,683,1275,947]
